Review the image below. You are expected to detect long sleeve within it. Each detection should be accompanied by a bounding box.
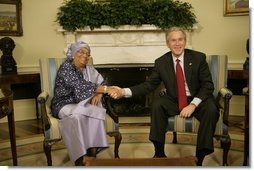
[51,60,97,117]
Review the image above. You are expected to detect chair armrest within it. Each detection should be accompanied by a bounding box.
[159,86,233,126]
[216,87,233,126]
[37,91,49,103]
[242,87,249,95]
[37,91,51,131]
[104,95,119,123]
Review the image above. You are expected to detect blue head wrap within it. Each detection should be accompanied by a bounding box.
[66,41,91,59]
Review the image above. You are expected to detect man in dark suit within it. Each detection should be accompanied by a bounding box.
[108,27,219,166]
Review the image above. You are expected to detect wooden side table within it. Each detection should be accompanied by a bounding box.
[242,70,249,166]
[0,89,17,166]
[242,87,249,166]
[0,73,41,119]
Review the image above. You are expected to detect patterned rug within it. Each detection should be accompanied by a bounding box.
[0,132,245,166]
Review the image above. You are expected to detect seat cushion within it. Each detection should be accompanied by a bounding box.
[167,109,223,135]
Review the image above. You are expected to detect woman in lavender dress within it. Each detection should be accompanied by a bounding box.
[51,41,109,166]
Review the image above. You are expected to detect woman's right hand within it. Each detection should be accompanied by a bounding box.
[107,86,125,99]
[90,94,103,106]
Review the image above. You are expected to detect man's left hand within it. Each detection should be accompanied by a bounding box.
[179,103,196,118]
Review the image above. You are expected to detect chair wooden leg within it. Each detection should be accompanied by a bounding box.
[43,139,62,166]
[114,132,122,158]
[220,135,231,166]
[172,131,177,144]
[107,131,122,158]
[43,140,52,166]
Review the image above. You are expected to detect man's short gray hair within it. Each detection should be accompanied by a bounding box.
[165,27,186,43]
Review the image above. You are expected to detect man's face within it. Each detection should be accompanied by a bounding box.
[166,31,186,57]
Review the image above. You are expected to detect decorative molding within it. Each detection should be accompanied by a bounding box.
[227,60,245,70]
[58,25,242,69]
[59,25,195,47]
[58,24,162,32]
[17,65,39,73]
[0,99,37,123]
[59,25,195,64]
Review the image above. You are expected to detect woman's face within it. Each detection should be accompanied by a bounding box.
[73,47,90,69]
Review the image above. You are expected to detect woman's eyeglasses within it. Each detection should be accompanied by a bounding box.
[77,50,90,57]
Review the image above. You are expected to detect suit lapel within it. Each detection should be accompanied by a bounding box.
[166,52,176,79]
[184,51,192,90]
[166,52,177,97]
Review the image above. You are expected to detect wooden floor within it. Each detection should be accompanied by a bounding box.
[0,119,43,141]
[0,115,245,141]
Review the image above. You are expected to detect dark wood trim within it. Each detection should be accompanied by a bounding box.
[0,72,40,85]
[0,72,41,119]
[0,89,17,166]
[227,70,248,95]
[228,70,247,79]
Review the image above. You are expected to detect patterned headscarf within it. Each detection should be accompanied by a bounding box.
[66,41,91,59]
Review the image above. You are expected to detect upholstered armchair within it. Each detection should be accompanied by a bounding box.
[37,57,121,166]
[165,55,233,166]
[106,55,233,166]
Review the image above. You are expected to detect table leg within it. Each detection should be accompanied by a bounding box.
[7,110,18,166]
[35,97,39,119]
[243,94,249,166]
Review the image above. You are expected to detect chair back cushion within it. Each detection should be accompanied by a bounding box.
[167,55,228,136]
[40,57,94,103]
[39,58,65,103]
[206,55,228,97]
[39,58,65,139]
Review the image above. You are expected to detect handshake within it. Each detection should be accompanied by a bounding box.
[106,86,125,99]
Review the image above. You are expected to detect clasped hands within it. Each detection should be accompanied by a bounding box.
[106,86,124,99]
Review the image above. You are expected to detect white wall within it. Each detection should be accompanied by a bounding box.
[0,0,65,72]
[185,0,249,69]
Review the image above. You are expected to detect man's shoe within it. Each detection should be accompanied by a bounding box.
[153,154,167,158]
[196,155,205,166]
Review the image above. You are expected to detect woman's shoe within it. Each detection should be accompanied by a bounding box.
[87,147,97,157]
[75,156,84,166]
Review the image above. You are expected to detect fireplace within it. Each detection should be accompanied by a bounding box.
[95,63,162,117]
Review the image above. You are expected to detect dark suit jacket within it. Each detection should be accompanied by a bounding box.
[130,49,215,103]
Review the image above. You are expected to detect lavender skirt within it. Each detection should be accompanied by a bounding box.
[58,98,108,162]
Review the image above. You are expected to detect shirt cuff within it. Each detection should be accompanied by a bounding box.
[123,88,132,98]
[190,97,202,107]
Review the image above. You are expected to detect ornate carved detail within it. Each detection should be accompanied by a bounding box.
[60,25,194,64]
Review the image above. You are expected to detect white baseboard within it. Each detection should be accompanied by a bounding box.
[229,95,245,116]
[119,116,150,123]
[0,99,37,123]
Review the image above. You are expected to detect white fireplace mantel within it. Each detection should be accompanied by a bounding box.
[58,25,195,64]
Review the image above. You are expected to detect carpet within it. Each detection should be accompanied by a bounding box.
[0,132,245,167]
